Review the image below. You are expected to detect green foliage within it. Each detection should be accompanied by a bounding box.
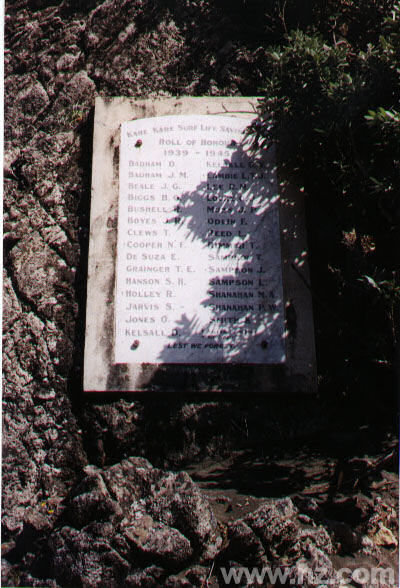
[254,1,400,395]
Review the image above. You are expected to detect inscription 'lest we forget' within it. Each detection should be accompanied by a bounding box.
[115,114,286,364]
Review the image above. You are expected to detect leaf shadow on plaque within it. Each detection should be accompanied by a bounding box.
[151,137,287,373]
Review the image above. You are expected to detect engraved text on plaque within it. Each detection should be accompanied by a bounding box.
[115,115,285,364]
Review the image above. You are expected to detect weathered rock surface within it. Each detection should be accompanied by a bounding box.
[3,0,262,556]
[220,498,338,587]
[2,0,327,549]
[10,457,221,586]
[3,0,398,585]
[225,519,266,564]
[3,453,350,587]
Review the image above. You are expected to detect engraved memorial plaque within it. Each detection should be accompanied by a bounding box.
[115,115,285,364]
[84,96,316,393]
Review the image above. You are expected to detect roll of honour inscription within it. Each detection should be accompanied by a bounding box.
[115,115,286,364]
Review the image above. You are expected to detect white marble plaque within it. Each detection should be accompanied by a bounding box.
[115,115,285,364]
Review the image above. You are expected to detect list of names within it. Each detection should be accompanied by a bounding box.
[115,115,286,364]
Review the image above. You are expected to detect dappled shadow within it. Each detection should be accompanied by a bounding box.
[155,135,286,364]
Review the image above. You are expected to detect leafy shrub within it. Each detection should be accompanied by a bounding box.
[253,1,400,401]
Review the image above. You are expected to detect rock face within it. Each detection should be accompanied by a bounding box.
[3,1,398,586]
[3,456,343,587]
[2,0,329,550]
[10,457,223,586]
[46,460,209,585]
[220,498,338,587]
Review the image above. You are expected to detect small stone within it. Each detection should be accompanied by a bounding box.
[225,519,265,564]
[244,498,300,558]
[123,518,193,567]
[371,524,398,547]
